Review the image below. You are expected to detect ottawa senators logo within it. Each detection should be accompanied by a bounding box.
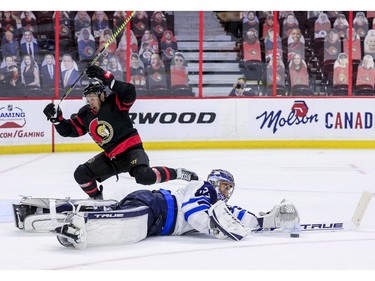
[165,47,175,58]
[151,72,162,81]
[338,73,347,83]
[5,24,14,32]
[155,25,164,33]
[59,25,69,36]
[89,118,113,146]
[136,22,145,31]
[328,46,337,55]
[84,46,94,56]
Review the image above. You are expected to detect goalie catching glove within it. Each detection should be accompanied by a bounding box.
[258,199,300,229]
[86,65,114,88]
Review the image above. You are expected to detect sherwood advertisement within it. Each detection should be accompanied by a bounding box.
[1,98,375,152]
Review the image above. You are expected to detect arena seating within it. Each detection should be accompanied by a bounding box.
[1,10,374,98]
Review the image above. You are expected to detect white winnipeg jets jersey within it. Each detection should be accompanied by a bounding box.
[169,180,259,236]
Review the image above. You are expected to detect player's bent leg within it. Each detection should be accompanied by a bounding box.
[74,164,103,199]
[132,165,178,185]
[124,149,198,183]
[118,189,166,235]
[131,165,198,184]
[54,206,149,249]
[75,153,118,199]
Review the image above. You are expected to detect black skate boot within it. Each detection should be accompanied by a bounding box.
[91,185,104,200]
[176,168,199,181]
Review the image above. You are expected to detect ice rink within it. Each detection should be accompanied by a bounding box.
[0,149,374,274]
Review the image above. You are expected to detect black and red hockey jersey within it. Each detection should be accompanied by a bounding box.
[55,81,143,159]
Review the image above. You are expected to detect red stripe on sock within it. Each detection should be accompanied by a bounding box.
[152,167,161,183]
[84,187,98,194]
[162,166,170,181]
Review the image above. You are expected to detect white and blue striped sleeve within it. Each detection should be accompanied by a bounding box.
[181,182,218,234]
[229,205,260,228]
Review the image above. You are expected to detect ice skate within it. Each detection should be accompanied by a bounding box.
[55,224,80,248]
[91,185,104,200]
[176,168,199,181]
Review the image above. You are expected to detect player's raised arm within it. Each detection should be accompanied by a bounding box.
[86,64,136,106]
[43,103,87,137]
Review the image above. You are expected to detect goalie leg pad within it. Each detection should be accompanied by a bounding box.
[55,205,150,249]
[13,202,71,232]
[13,197,74,231]
[13,197,119,232]
[208,200,247,241]
[16,197,72,210]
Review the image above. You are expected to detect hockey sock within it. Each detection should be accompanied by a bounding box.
[152,166,177,183]
[79,180,102,198]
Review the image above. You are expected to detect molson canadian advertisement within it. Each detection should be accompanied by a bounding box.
[1,98,375,153]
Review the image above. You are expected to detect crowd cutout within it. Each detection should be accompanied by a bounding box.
[2,11,375,97]
[0,11,191,98]
[239,11,375,96]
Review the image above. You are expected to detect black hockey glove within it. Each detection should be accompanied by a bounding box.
[86,65,114,87]
[43,103,62,124]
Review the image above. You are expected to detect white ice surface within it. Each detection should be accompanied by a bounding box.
[0,149,374,274]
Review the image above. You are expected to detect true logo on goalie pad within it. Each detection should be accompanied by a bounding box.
[82,206,149,248]
[91,213,126,219]
[86,208,149,221]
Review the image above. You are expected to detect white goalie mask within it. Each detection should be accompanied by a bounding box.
[207,169,235,202]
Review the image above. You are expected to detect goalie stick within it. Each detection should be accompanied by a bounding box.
[57,11,136,106]
[252,191,373,234]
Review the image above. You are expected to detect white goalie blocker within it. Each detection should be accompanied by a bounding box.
[208,200,248,241]
[55,206,149,250]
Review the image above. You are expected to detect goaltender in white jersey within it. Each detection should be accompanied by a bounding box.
[13,169,300,249]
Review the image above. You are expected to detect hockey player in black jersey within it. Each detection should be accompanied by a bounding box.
[43,65,198,199]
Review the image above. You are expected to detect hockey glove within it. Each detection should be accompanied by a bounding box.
[43,103,62,124]
[86,65,114,87]
[208,200,247,241]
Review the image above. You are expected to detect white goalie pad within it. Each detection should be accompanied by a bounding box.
[55,206,149,249]
[16,197,71,209]
[208,200,247,241]
[13,196,119,232]
[13,197,73,232]
[23,213,71,232]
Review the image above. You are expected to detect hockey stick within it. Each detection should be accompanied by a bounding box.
[252,191,373,234]
[57,11,136,106]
